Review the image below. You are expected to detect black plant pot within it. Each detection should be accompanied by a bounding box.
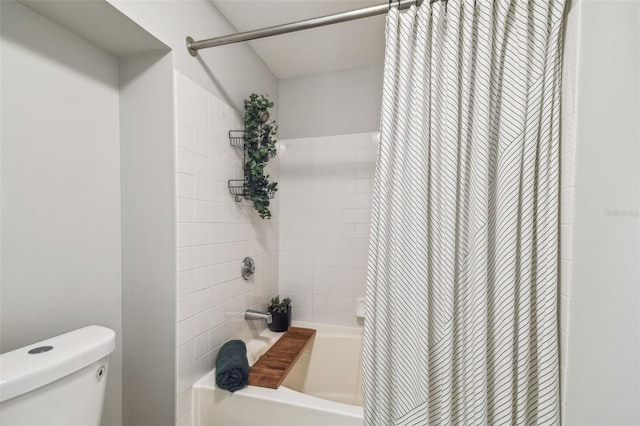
[268,306,291,332]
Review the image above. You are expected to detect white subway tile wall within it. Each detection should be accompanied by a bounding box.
[278,133,378,327]
[174,71,279,425]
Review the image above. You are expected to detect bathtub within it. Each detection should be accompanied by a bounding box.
[192,322,364,426]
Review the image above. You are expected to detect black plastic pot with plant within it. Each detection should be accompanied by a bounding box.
[267,296,291,332]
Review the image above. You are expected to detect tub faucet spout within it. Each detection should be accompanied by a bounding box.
[245,309,272,324]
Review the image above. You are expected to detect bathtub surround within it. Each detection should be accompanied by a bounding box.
[278,133,378,327]
[174,71,279,425]
[363,2,565,424]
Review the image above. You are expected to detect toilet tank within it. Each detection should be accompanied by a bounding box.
[0,326,115,426]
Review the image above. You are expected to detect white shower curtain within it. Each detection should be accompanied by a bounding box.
[363,1,565,425]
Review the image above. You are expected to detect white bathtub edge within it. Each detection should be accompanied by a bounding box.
[195,370,363,418]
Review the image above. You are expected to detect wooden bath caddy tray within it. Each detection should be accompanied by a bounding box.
[248,326,316,389]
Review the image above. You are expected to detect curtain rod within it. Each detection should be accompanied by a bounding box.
[186,0,430,56]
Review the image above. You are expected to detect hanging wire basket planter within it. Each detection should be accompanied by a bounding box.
[228,179,276,202]
[228,179,249,202]
[225,94,278,218]
[228,130,246,151]
[228,130,277,159]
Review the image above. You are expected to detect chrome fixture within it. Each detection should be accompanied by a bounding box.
[241,257,255,280]
[245,309,272,324]
[186,0,444,55]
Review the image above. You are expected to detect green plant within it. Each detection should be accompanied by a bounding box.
[243,94,278,219]
[269,296,292,313]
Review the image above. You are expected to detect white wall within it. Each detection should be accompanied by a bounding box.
[565,1,640,424]
[107,0,279,113]
[279,66,384,139]
[174,71,280,425]
[0,1,122,424]
[558,0,581,419]
[278,133,378,327]
[120,51,176,426]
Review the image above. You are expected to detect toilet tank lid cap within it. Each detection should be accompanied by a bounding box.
[0,325,115,403]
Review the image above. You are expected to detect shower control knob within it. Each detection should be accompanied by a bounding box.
[241,257,255,280]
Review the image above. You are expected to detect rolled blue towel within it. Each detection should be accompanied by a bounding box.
[215,340,249,392]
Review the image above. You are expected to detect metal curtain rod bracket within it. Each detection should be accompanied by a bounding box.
[186,0,429,56]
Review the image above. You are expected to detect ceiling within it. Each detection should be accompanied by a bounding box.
[211,0,386,79]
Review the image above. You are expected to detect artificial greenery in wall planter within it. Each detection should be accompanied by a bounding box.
[230,93,278,219]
